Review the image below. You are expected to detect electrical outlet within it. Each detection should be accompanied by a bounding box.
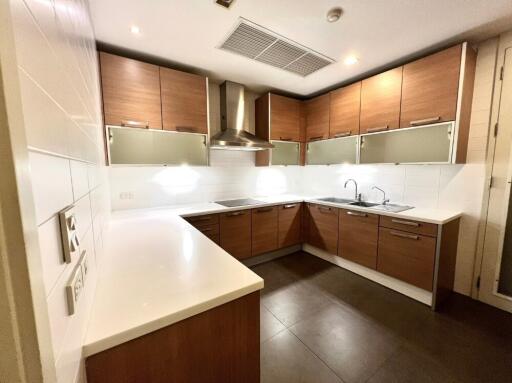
[59,205,80,263]
[119,192,134,200]
[79,250,89,282]
[66,265,83,315]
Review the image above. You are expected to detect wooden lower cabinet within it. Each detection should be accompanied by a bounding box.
[338,209,379,269]
[86,292,260,383]
[220,210,252,259]
[377,227,436,291]
[278,203,302,248]
[306,203,339,254]
[252,206,278,256]
[185,214,220,244]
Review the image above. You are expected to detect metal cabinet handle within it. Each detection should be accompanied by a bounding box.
[192,216,213,222]
[280,137,293,141]
[389,231,419,240]
[256,207,273,213]
[121,120,149,129]
[283,204,297,209]
[226,211,245,217]
[318,206,333,212]
[200,228,214,232]
[176,126,197,133]
[410,117,441,126]
[309,135,324,141]
[391,219,419,227]
[366,125,389,133]
[333,131,351,138]
[346,211,367,217]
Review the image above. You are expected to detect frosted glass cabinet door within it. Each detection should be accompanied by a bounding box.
[306,136,358,165]
[359,122,454,164]
[108,127,208,165]
[271,141,300,166]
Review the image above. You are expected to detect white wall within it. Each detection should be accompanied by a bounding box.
[9,0,109,382]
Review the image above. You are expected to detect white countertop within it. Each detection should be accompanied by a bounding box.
[83,194,461,357]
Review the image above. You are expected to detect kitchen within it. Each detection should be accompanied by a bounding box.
[1,1,512,382]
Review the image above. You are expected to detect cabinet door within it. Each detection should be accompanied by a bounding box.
[338,210,379,269]
[160,67,208,134]
[252,206,278,256]
[99,52,162,129]
[220,210,252,259]
[307,204,338,254]
[360,67,402,134]
[305,94,330,141]
[278,203,302,248]
[329,82,361,137]
[270,94,301,141]
[377,227,436,291]
[400,45,462,128]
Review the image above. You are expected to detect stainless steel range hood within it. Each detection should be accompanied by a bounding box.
[210,81,274,151]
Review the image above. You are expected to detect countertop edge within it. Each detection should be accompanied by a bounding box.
[83,279,264,358]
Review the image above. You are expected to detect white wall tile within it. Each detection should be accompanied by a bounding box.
[70,160,90,201]
[38,216,66,297]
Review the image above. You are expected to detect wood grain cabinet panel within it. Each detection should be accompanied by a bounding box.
[252,206,278,256]
[379,216,438,237]
[220,210,252,259]
[377,227,436,291]
[99,52,162,129]
[160,67,208,134]
[400,45,462,128]
[270,94,302,141]
[86,292,260,383]
[360,67,403,133]
[306,203,339,254]
[329,82,361,137]
[305,94,330,141]
[278,203,302,248]
[338,209,379,269]
[184,214,219,228]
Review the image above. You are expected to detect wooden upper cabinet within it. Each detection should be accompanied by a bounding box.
[160,67,208,134]
[99,52,162,129]
[305,94,330,141]
[329,82,361,138]
[252,206,278,256]
[270,94,302,142]
[400,45,462,128]
[360,67,403,134]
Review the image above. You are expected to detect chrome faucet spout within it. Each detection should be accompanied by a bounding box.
[372,186,389,205]
[344,179,361,201]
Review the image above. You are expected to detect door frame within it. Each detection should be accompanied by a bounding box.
[473,32,512,313]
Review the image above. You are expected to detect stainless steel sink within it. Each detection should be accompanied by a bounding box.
[369,203,413,213]
[348,201,380,207]
[316,197,356,204]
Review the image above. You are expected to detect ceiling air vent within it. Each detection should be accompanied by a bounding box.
[219,18,335,77]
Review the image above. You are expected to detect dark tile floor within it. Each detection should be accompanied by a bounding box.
[252,252,512,383]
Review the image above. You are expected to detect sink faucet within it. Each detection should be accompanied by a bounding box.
[372,186,390,205]
[344,179,361,202]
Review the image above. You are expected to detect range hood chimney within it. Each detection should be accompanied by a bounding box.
[210,81,274,151]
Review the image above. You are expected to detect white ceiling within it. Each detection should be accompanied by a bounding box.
[89,0,512,97]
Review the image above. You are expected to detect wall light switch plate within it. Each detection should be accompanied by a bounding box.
[66,265,83,316]
[59,205,79,263]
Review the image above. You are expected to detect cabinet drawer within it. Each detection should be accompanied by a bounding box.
[220,210,252,260]
[278,203,302,248]
[185,214,219,228]
[338,209,379,269]
[252,206,278,256]
[307,203,339,254]
[377,227,436,291]
[197,224,219,237]
[380,216,437,237]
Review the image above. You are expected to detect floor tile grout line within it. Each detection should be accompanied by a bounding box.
[362,342,404,383]
[288,328,348,383]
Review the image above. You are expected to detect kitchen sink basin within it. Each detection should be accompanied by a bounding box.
[316,197,356,204]
[369,203,413,213]
[348,201,380,207]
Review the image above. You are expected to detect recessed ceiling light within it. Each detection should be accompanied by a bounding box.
[130,25,141,34]
[344,55,359,66]
[326,7,343,23]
